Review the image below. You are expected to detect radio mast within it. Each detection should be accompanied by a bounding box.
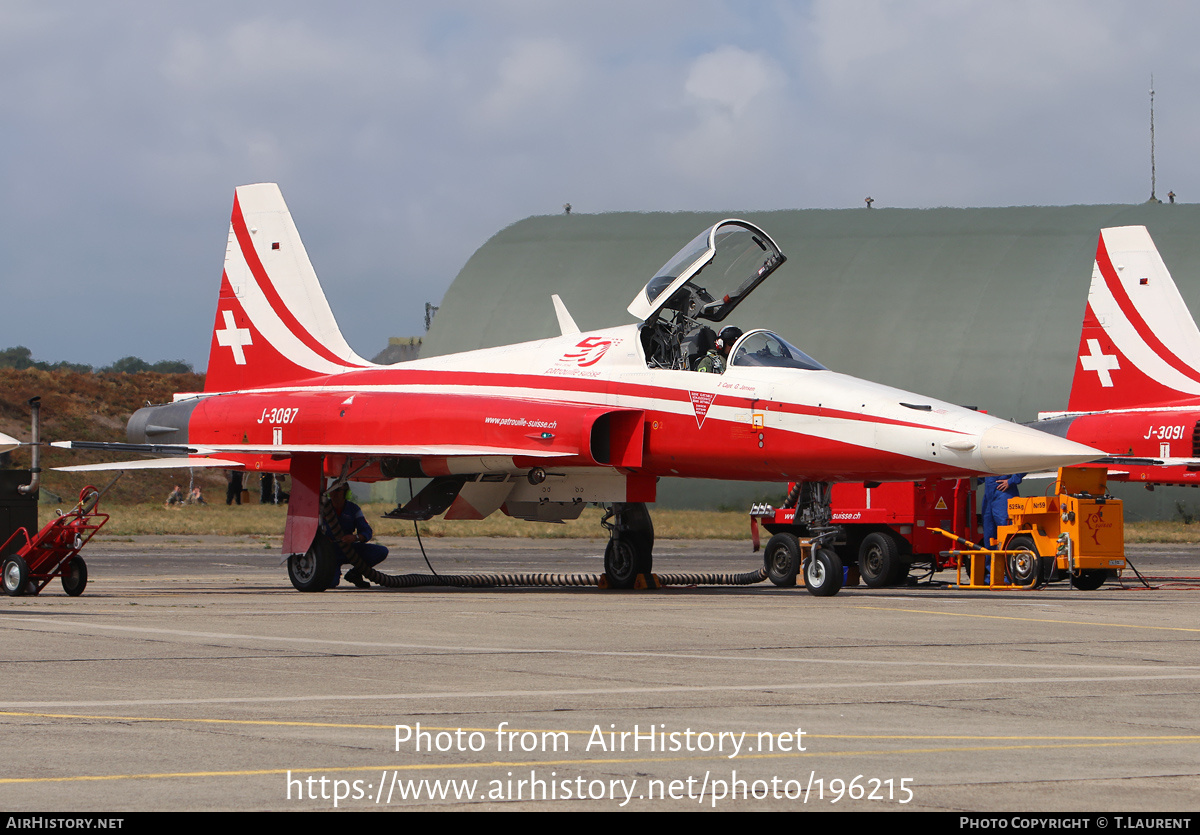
[1149,75,1159,203]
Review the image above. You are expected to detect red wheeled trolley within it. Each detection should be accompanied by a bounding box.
[751,479,976,590]
[1,485,110,597]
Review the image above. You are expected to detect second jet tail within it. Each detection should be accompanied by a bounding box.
[1067,225,1200,413]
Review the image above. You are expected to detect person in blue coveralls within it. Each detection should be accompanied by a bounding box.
[325,484,388,588]
[980,474,1024,549]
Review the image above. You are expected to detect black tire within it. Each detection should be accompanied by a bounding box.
[3,556,29,597]
[616,502,655,549]
[764,533,801,587]
[61,556,88,597]
[288,533,338,592]
[604,537,651,589]
[1006,535,1044,587]
[858,532,901,588]
[1070,569,1109,591]
[804,548,843,597]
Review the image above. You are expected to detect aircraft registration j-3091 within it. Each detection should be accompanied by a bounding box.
[56,184,1100,593]
[1036,225,1200,485]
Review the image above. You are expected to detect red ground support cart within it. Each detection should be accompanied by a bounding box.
[1,485,110,597]
[751,479,976,588]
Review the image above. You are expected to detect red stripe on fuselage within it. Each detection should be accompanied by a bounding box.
[238,366,962,435]
[191,386,970,482]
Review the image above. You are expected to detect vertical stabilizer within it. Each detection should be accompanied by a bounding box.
[204,184,376,392]
[1068,226,1200,412]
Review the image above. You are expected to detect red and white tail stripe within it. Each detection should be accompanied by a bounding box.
[204,184,377,392]
[1067,226,1200,413]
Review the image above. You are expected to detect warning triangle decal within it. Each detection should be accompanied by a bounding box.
[689,391,716,429]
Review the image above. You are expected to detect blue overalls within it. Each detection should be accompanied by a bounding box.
[980,474,1024,549]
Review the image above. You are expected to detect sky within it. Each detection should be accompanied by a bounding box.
[2,0,1198,370]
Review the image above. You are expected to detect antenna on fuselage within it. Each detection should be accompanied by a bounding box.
[552,294,580,335]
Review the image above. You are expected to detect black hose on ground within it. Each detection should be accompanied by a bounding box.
[319,499,768,589]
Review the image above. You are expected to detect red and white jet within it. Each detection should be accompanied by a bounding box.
[1037,225,1200,485]
[58,184,1099,590]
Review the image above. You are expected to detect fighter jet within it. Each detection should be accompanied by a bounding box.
[1037,225,1200,485]
[57,184,1100,592]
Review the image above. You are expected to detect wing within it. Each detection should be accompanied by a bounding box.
[54,457,245,472]
[49,440,574,473]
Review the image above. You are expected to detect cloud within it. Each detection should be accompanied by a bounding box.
[662,46,791,199]
[5,2,1200,366]
[684,45,783,117]
[475,37,586,128]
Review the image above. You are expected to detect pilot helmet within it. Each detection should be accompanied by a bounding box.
[716,326,743,353]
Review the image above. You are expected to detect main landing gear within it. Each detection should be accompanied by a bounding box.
[601,502,655,588]
[287,531,339,592]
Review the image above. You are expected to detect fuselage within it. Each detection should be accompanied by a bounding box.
[133,322,1099,486]
[1038,404,1200,485]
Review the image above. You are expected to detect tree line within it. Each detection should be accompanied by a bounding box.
[0,346,193,374]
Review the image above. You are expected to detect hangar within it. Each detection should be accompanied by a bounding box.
[421,203,1200,517]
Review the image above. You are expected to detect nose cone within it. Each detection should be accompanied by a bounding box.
[980,424,1102,474]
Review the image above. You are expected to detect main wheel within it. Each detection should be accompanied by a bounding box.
[3,556,29,597]
[1006,535,1044,587]
[858,532,901,588]
[61,556,88,596]
[804,548,843,597]
[1070,569,1109,591]
[604,537,651,589]
[764,532,801,587]
[288,534,338,592]
[615,502,655,552]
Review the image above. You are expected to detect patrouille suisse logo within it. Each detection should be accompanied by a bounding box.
[559,336,617,367]
[690,391,716,428]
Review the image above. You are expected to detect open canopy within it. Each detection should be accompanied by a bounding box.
[627,219,786,324]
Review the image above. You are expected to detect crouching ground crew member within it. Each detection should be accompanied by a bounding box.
[325,484,388,588]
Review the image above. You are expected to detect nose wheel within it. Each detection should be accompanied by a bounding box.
[804,548,843,597]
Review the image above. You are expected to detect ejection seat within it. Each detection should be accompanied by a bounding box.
[689,326,717,370]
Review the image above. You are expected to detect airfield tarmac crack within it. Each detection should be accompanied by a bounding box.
[1,655,339,670]
[927,770,1200,795]
[184,725,378,755]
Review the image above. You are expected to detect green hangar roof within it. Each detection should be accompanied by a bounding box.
[422,203,1200,514]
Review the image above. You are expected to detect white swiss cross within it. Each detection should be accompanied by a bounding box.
[1080,338,1119,387]
[216,309,253,365]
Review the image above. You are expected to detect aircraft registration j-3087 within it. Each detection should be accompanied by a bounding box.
[56,184,1100,593]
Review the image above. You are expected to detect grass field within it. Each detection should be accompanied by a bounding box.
[41,502,1200,544]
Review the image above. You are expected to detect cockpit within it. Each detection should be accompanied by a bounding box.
[628,220,824,373]
[729,329,825,371]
